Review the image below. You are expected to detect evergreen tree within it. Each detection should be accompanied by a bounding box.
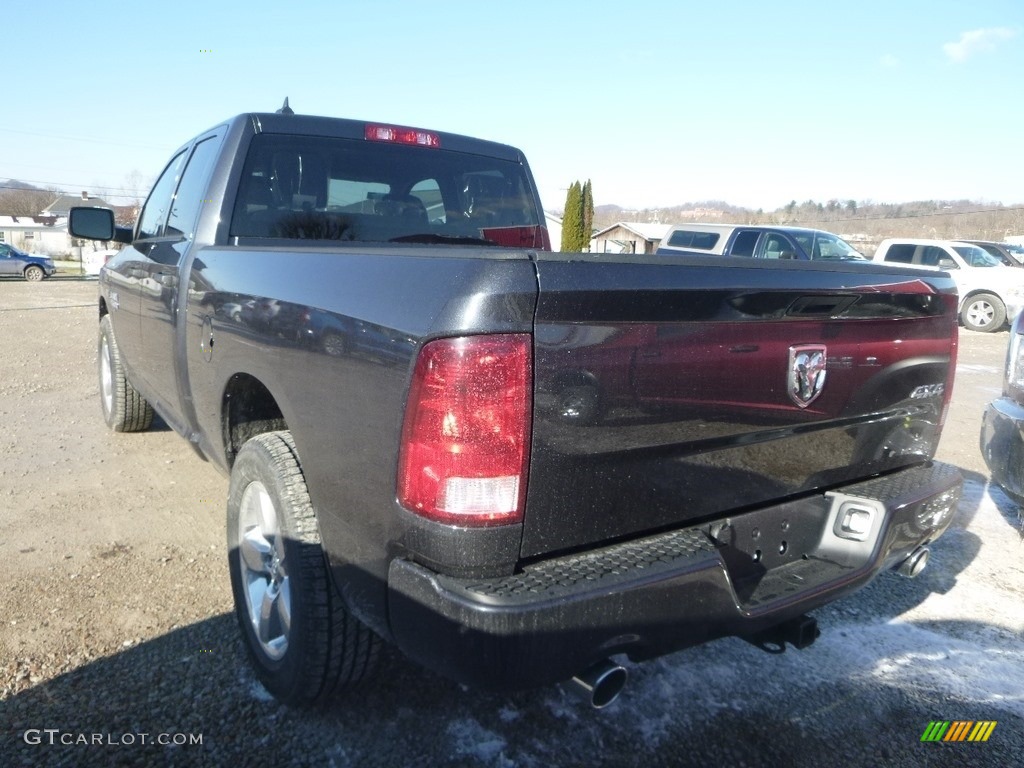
[581,179,594,251]
[561,181,583,252]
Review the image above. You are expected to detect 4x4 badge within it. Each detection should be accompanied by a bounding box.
[788,345,827,408]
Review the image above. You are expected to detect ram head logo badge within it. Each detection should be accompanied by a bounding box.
[788,345,827,408]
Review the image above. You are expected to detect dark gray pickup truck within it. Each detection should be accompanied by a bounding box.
[71,109,963,708]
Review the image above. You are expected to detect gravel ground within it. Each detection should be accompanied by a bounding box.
[0,278,1021,767]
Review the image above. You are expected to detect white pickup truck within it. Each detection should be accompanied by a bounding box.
[873,238,1024,332]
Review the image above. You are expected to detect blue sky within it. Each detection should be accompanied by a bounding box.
[3,0,1022,212]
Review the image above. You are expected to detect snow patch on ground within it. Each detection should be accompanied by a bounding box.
[570,479,1024,750]
[241,671,275,703]
[956,364,1001,375]
[447,717,512,766]
[867,623,1024,714]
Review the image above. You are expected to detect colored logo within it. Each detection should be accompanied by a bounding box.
[921,721,997,742]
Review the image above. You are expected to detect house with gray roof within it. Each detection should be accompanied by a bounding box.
[41,193,114,217]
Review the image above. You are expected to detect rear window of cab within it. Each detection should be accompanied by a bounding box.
[229,134,546,248]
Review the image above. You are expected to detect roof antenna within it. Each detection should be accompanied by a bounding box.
[276,97,294,115]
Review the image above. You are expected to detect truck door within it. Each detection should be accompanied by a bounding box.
[757,231,801,260]
[105,149,189,387]
[135,134,222,423]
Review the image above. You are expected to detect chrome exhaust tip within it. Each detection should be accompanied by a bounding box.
[568,660,628,709]
[897,546,929,578]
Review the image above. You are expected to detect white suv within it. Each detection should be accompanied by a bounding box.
[873,238,1024,332]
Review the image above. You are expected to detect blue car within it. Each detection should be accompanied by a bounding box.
[0,243,57,281]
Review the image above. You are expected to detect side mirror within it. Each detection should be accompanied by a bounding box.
[69,207,133,244]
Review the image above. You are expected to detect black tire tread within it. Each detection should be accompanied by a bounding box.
[234,431,380,704]
[100,315,154,432]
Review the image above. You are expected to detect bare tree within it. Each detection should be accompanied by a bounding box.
[115,170,151,226]
[0,185,59,216]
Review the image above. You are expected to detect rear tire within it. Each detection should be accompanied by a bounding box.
[227,431,380,705]
[99,315,154,432]
[960,293,1006,333]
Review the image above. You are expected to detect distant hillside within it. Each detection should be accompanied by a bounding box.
[569,198,1024,248]
[1,179,48,191]
[0,180,60,217]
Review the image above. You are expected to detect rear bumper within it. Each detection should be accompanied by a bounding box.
[981,396,1024,500]
[388,461,962,691]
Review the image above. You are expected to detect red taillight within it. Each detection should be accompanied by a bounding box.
[480,225,552,250]
[398,334,532,526]
[365,123,441,148]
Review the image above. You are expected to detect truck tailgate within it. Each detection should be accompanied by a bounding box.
[522,256,958,559]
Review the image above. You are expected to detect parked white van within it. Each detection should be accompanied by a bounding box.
[873,238,1024,332]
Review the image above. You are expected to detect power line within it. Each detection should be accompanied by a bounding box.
[0,127,172,151]
[0,181,144,202]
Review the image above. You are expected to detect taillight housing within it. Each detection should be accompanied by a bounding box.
[939,295,959,427]
[365,123,441,148]
[481,225,552,250]
[398,334,532,526]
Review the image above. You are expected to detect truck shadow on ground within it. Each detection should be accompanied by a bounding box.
[947,466,1024,546]
[976,474,1024,537]
[2,609,1021,767]
[1,475,1016,766]
[142,410,173,433]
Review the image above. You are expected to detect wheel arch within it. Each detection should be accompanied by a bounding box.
[958,288,1006,311]
[958,289,1007,332]
[222,373,289,468]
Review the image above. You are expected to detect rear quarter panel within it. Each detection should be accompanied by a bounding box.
[182,245,539,630]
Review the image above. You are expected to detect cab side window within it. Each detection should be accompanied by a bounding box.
[166,137,222,240]
[731,230,760,257]
[136,150,188,242]
[410,179,445,224]
[921,246,956,269]
[883,244,915,263]
[762,234,796,259]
